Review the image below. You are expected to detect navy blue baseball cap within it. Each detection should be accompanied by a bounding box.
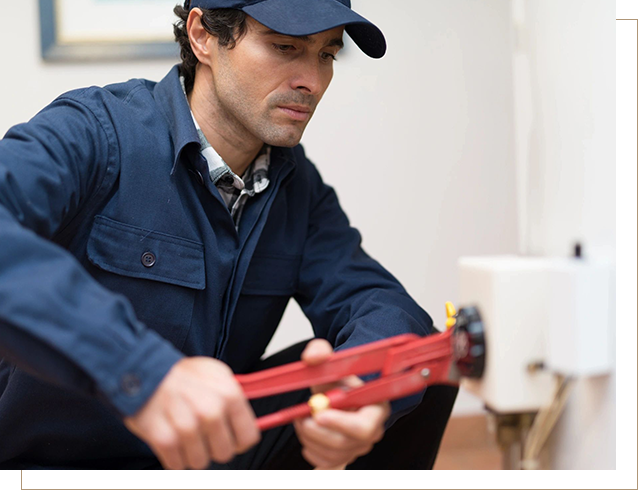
[185,0,386,58]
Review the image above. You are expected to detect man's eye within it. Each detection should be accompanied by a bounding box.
[273,44,295,53]
[321,52,338,62]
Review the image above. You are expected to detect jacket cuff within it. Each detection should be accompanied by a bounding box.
[98,329,184,416]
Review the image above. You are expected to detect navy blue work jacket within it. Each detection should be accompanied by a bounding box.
[0,65,433,467]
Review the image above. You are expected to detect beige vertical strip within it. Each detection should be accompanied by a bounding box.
[616,19,638,480]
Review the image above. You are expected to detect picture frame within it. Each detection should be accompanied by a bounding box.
[39,0,180,62]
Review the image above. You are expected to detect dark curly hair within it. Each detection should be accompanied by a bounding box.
[173,4,248,93]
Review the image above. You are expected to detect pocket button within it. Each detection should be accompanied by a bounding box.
[141,252,156,268]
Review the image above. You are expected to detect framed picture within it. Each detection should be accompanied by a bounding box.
[39,0,180,61]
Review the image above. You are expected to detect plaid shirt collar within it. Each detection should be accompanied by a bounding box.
[180,76,271,226]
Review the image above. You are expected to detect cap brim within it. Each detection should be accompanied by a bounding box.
[242,0,386,58]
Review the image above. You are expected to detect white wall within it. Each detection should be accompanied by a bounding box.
[512,0,615,469]
[269,0,518,416]
[0,1,519,416]
[0,2,177,133]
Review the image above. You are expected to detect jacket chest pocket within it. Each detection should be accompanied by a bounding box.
[86,216,205,349]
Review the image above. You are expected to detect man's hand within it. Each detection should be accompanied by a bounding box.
[123,357,260,470]
[293,339,390,470]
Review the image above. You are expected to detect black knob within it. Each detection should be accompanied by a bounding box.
[452,306,486,379]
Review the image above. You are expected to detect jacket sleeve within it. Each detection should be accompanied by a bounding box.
[294,156,435,417]
[0,93,183,416]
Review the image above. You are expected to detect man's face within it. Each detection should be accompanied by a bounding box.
[201,16,344,147]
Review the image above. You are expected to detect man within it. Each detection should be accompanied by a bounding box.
[0,0,457,470]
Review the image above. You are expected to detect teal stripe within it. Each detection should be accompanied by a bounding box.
[345,470,616,480]
[168,470,184,480]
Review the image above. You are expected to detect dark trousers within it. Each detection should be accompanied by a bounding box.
[209,340,458,470]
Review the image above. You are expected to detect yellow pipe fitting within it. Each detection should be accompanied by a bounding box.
[445,301,457,330]
[308,393,331,415]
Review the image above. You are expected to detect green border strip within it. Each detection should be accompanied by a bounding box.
[616,370,625,480]
[25,470,638,490]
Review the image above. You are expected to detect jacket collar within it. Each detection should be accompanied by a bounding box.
[154,64,297,175]
[154,65,200,174]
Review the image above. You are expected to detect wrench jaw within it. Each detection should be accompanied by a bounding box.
[452,306,486,380]
[242,305,487,431]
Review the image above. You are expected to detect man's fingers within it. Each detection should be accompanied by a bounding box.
[296,431,358,465]
[181,431,210,470]
[205,415,236,464]
[314,405,389,442]
[225,388,261,453]
[179,422,210,469]
[148,420,185,470]
[339,375,365,388]
[301,446,355,470]
[294,372,387,470]
[294,418,372,469]
[169,399,210,469]
[295,416,360,451]
[302,447,337,468]
[123,357,261,469]
[301,338,333,366]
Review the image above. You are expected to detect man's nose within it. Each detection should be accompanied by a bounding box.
[290,59,327,96]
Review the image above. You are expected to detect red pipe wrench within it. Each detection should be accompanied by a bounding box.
[235,304,485,431]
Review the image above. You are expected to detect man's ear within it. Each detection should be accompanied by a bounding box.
[187,8,215,66]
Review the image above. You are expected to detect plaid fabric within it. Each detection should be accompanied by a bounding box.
[180,76,271,228]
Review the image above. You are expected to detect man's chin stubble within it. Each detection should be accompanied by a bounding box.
[262,127,304,148]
